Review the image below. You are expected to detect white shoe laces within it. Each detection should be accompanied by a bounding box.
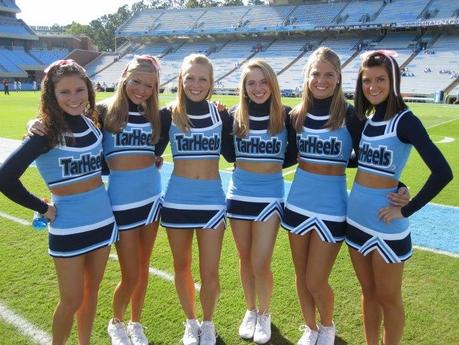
[183,320,200,343]
[200,322,216,343]
[128,322,148,345]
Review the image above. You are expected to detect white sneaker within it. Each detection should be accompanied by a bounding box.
[107,318,132,345]
[317,323,336,345]
[238,309,257,339]
[253,313,271,344]
[182,319,200,345]
[199,320,216,345]
[297,325,319,345]
[127,321,148,345]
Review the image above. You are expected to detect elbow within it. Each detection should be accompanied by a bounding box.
[445,167,454,184]
[437,166,453,188]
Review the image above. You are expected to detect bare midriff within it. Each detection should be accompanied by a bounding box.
[107,155,156,171]
[173,159,220,180]
[355,170,398,189]
[236,161,282,174]
[50,176,103,196]
[298,161,345,176]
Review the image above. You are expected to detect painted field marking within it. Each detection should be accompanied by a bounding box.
[109,254,201,292]
[0,210,202,291]
[0,301,51,345]
[427,117,459,129]
[434,136,455,144]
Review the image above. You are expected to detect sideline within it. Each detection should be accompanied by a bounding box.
[0,301,52,345]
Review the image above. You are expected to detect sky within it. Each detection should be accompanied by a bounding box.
[15,0,141,26]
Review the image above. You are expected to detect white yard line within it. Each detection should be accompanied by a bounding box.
[0,301,52,345]
[109,254,201,292]
[427,117,459,129]
[0,210,202,291]
[0,211,30,226]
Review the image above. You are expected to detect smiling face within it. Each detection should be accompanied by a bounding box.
[54,74,88,115]
[244,67,272,104]
[182,62,212,102]
[125,71,156,105]
[361,66,390,105]
[307,60,339,100]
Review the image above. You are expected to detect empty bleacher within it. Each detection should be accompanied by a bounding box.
[195,6,249,33]
[337,0,383,25]
[289,2,346,28]
[81,0,459,99]
[29,48,68,65]
[374,0,428,24]
[243,5,294,31]
[424,0,459,20]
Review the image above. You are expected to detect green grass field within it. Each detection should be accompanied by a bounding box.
[0,92,458,344]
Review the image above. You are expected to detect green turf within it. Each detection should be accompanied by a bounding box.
[0,92,458,344]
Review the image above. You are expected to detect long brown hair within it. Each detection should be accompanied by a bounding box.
[291,47,347,132]
[172,54,214,132]
[39,61,96,148]
[354,51,406,120]
[234,59,284,137]
[104,55,161,144]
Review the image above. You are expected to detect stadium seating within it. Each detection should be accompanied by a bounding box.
[4,0,458,100]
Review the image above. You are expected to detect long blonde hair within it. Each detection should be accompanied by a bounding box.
[104,55,161,144]
[234,59,284,137]
[172,54,214,132]
[291,47,347,132]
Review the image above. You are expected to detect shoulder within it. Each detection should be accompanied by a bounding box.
[159,106,173,129]
[282,105,292,116]
[396,109,423,129]
[346,104,365,125]
[20,134,50,156]
[160,106,172,118]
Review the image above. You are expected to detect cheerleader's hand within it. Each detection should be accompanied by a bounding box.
[387,186,410,207]
[44,204,57,223]
[155,156,163,169]
[378,206,403,224]
[213,100,227,112]
[27,119,46,136]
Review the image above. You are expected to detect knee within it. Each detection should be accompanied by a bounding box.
[305,278,328,296]
[120,268,140,291]
[200,268,219,288]
[59,292,84,313]
[375,289,402,309]
[252,260,271,278]
[173,258,192,276]
[238,250,252,265]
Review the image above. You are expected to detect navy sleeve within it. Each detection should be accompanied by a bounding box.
[283,106,298,168]
[0,135,50,214]
[220,108,235,163]
[154,107,172,156]
[101,156,110,176]
[397,112,453,217]
[346,105,365,168]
